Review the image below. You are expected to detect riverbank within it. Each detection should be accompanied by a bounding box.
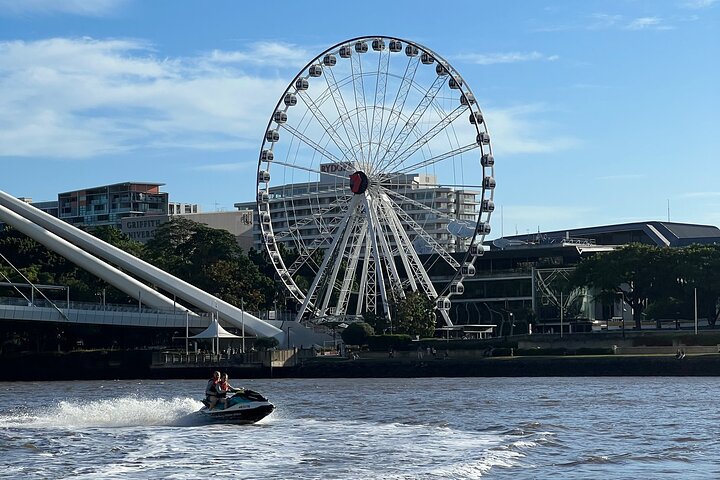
[2,349,720,381]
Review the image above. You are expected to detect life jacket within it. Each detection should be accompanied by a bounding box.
[205,378,219,396]
[216,381,229,398]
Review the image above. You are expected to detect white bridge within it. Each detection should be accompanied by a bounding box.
[0,190,288,341]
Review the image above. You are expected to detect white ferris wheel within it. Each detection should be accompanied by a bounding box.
[256,35,496,326]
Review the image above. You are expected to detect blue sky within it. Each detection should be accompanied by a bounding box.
[0,0,718,237]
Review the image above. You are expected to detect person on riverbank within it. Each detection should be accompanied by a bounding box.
[205,371,221,410]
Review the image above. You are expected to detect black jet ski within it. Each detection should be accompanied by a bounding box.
[199,389,274,424]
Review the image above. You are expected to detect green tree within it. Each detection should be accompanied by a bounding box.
[90,225,146,259]
[393,291,436,337]
[572,244,681,329]
[362,310,389,333]
[254,336,279,350]
[677,244,720,326]
[340,322,374,345]
[144,218,278,311]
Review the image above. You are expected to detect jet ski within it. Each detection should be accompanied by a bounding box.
[199,389,274,424]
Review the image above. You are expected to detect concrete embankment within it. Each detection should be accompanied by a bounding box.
[283,354,720,378]
[2,350,720,381]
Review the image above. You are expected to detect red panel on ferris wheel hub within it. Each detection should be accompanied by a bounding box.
[349,171,369,194]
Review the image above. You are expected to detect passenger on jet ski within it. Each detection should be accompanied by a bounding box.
[205,371,221,410]
[217,373,243,409]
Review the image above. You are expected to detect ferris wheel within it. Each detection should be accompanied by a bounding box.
[256,36,496,326]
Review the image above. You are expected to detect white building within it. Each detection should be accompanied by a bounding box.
[121,210,254,250]
[234,162,480,253]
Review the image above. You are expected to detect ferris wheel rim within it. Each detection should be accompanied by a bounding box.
[255,35,496,323]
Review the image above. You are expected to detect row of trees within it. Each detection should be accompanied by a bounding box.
[9,217,715,340]
[571,243,720,328]
[0,218,438,338]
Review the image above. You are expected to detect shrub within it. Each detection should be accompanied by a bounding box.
[254,336,279,350]
[340,322,375,346]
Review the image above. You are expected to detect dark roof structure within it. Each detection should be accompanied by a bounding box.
[498,221,720,248]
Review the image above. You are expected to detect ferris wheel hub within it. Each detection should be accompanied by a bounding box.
[349,171,370,194]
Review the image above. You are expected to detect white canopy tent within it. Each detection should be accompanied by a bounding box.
[189,316,241,354]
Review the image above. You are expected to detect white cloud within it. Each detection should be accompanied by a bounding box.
[484,104,580,155]
[681,0,718,8]
[588,13,624,30]
[0,37,579,164]
[0,37,294,158]
[0,0,126,16]
[538,13,677,32]
[625,17,674,30]
[455,51,559,65]
[207,41,312,67]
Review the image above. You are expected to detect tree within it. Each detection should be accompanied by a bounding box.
[341,322,374,345]
[362,310,389,333]
[145,218,278,311]
[393,291,436,338]
[254,336,279,350]
[90,226,146,259]
[676,244,720,326]
[572,244,681,329]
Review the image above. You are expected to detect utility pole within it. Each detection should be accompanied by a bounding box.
[241,297,246,354]
[694,287,698,335]
[560,291,564,338]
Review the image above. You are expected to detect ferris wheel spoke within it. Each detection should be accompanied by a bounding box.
[375,199,417,292]
[297,91,355,162]
[279,124,346,166]
[369,56,420,176]
[275,192,352,240]
[368,48,390,171]
[378,194,438,298]
[383,195,461,269]
[382,104,468,174]
[350,51,370,167]
[375,74,446,174]
[323,67,363,167]
[381,188,457,223]
[270,158,350,183]
[286,208,352,275]
[380,142,480,182]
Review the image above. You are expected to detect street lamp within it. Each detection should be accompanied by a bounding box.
[617,292,625,339]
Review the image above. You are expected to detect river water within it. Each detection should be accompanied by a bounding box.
[0,377,718,479]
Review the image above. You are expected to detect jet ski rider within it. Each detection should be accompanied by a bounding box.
[205,371,221,410]
[216,373,243,409]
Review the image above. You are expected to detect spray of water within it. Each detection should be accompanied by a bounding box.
[0,396,206,428]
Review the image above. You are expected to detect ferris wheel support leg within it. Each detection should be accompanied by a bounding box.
[362,196,392,325]
[355,236,372,316]
[318,213,358,315]
[294,196,359,322]
[365,194,405,300]
[337,221,367,316]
